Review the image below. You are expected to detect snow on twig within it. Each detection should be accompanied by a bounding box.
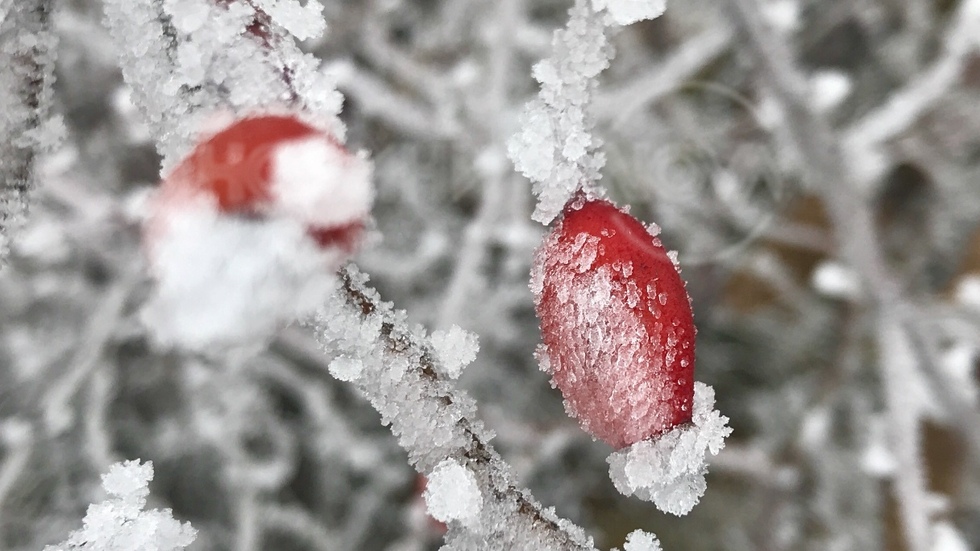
[103,0,344,169]
[0,0,61,265]
[310,267,596,550]
[43,460,197,551]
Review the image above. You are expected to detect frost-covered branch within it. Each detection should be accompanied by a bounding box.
[0,0,60,264]
[843,0,980,163]
[103,0,344,169]
[312,268,597,550]
[594,25,733,124]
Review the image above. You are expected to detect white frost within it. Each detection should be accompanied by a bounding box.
[141,201,341,351]
[43,460,196,551]
[509,0,668,224]
[607,382,732,516]
[620,530,662,551]
[104,0,345,170]
[811,261,861,299]
[270,137,374,229]
[593,0,667,26]
[933,521,971,551]
[423,459,482,526]
[253,0,327,41]
[430,325,479,379]
[507,2,611,225]
[329,355,364,382]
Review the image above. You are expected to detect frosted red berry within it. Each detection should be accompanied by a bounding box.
[531,197,696,448]
[164,115,321,212]
[149,114,370,255]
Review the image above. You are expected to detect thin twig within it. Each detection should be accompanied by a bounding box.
[0,0,57,263]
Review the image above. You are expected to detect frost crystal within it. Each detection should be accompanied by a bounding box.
[508,0,666,224]
[593,0,667,26]
[329,355,364,382]
[270,136,374,228]
[607,383,732,516]
[44,460,196,551]
[104,0,345,170]
[620,530,663,551]
[430,325,479,379]
[423,459,483,526]
[141,204,339,351]
[253,0,327,41]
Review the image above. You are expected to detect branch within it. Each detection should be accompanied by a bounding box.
[311,267,595,549]
[594,25,733,124]
[0,0,59,264]
[843,0,980,182]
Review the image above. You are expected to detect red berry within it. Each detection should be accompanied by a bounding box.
[150,114,371,256]
[164,115,321,212]
[531,197,696,448]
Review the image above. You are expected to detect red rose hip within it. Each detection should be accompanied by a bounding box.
[531,197,696,448]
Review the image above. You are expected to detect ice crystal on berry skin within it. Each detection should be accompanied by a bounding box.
[532,198,696,449]
[607,383,732,516]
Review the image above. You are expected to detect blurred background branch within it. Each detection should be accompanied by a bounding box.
[1,0,979,549]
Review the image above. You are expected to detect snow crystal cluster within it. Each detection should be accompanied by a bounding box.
[507,0,667,224]
[607,382,732,516]
[593,0,667,26]
[104,0,344,169]
[430,325,479,379]
[423,459,483,527]
[615,530,662,551]
[252,0,326,41]
[270,137,374,228]
[140,203,340,351]
[44,461,196,551]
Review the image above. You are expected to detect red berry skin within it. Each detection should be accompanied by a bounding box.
[532,198,695,449]
[165,115,321,213]
[149,114,369,256]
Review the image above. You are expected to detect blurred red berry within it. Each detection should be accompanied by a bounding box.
[149,114,371,257]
